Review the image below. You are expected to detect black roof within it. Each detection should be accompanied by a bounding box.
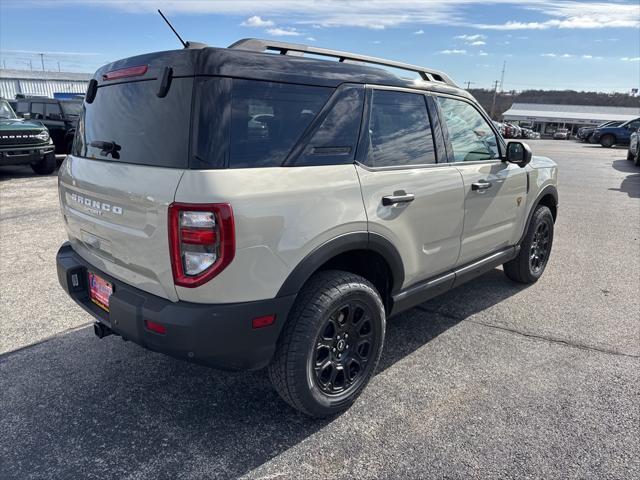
[94,43,471,100]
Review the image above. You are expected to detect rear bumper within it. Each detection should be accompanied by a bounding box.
[0,144,55,166]
[56,242,295,370]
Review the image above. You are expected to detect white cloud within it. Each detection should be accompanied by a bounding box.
[266,27,302,36]
[561,53,572,58]
[621,57,640,62]
[476,2,639,30]
[454,34,486,41]
[306,36,316,42]
[372,40,382,44]
[470,40,486,46]
[241,15,274,27]
[414,29,424,35]
[478,51,489,56]
[440,49,467,55]
[541,53,557,57]
[582,54,593,59]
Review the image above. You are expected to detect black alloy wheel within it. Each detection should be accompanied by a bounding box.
[529,220,551,274]
[312,300,377,395]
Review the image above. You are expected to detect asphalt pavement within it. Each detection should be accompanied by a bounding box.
[1,140,639,479]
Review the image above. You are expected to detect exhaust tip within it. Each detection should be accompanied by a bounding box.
[94,322,113,339]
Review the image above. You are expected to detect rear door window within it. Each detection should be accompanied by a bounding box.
[73,78,193,168]
[363,90,436,168]
[31,103,45,120]
[228,80,333,168]
[45,103,63,120]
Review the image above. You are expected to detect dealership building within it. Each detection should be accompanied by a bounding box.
[502,103,640,135]
[0,69,90,100]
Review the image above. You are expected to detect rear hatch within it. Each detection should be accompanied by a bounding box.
[58,51,197,301]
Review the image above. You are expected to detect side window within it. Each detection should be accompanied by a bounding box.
[365,90,436,168]
[294,86,365,166]
[437,97,500,162]
[45,103,63,120]
[229,80,333,168]
[31,102,45,120]
[16,101,29,114]
[627,120,640,130]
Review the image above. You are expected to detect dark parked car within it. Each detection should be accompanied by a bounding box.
[13,96,82,154]
[577,121,622,143]
[0,98,56,174]
[592,117,640,147]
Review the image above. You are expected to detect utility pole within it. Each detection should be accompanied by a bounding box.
[499,61,506,92]
[490,80,500,119]
[464,81,475,90]
[29,59,33,71]
[39,53,45,71]
[57,61,61,72]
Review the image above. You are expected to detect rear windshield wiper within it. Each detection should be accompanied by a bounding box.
[90,140,121,159]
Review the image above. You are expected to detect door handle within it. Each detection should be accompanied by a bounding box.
[382,192,415,206]
[471,180,492,192]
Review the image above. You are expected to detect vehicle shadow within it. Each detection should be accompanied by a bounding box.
[1,269,527,480]
[609,159,640,199]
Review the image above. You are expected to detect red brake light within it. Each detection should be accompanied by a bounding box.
[102,65,148,81]
[168,203,235,288]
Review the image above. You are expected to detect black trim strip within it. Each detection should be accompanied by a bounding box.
[390,246,518,316]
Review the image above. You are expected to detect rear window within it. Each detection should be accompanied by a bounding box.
[193,78,333,169]
[73,78,193,168]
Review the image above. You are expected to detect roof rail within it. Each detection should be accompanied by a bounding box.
[228,38,457,87]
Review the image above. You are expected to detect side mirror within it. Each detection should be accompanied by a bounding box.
[506,141,532,168]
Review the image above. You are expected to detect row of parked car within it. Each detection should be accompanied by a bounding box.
[0,95,82,174]
[492,121,541,140]
[576,117,640,149]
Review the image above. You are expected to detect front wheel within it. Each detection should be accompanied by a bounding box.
[31,152,56,175]
[504,205,554,283]
[269,270,385,417]
[600,135,615,148]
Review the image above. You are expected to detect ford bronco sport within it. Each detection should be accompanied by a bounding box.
[0,98,56,174]
[56,39,558,417]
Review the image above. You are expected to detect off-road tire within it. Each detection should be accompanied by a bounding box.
[269,270,385,418]
[504,205,554,284]
[600,135,615,148]
[31,152,56,175]
[627,150,634,161]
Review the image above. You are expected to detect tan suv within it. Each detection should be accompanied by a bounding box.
[56,39,558,417]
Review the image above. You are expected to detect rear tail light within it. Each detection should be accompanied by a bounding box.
[168,203,235,288]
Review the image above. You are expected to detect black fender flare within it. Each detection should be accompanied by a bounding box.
[519,184,558,245]
[276,232,405,297]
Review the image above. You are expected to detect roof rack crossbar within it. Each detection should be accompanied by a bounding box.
[228,38,456,86]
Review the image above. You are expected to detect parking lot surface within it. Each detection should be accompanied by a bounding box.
[1,140,639,479]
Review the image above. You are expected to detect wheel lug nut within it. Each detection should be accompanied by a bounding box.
[332,348,336,352]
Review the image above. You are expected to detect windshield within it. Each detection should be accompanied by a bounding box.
[0,100,17,119]
[60,101,82,117]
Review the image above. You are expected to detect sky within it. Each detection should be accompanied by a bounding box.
[0,0,639,92]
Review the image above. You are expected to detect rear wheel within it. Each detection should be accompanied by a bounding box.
[628,150,635,161]
[504,205,554,284]
[31,152,56,175]
[269,270,385,417]
[600,135,615,148]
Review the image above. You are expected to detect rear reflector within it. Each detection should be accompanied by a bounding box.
[145,320,167,335]
[252,315,276,329]
[103,65,148,81]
